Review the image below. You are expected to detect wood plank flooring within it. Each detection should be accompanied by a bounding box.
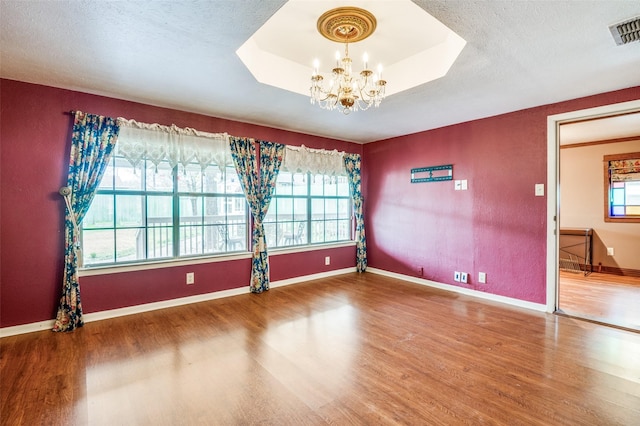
[558,271,640,331]
[2,273,640,425]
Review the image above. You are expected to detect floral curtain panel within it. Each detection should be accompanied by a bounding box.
[54,111,119,332]
[116,119,231,172]
[230,137,284,292]
[344,153,367,272]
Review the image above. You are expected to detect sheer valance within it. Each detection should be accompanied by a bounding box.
[281,144,346,176]
[116,118,231,172]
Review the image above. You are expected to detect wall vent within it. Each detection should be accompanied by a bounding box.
[609,16,640,45]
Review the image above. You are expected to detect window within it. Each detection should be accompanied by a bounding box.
[604,152,640,223]
[82,152,247,266]
[264,172,352,248]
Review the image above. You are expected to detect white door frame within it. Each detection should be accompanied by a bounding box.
[545,99,640,312]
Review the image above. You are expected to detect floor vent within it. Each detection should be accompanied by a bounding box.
[609,16,640,45]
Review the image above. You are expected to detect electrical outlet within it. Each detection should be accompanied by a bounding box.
[478,272,487,284]
[454,271,461,282]
[460,272,468,283]
[325,256,331,265]
[607,247,614,256]
[417,266,424,277]
[186,272,195,285]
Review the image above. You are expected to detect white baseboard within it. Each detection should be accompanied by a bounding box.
[367,267,547,312]
[0,319,56,338]
[0,267,357,338]
[270,267,356,288]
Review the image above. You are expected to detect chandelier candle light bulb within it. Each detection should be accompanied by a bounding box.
[310,6,387,114]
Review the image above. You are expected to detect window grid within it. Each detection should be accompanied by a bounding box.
[82,154,248,267]
[265,172,352,248]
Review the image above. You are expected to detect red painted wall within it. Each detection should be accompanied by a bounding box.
[363,87,640,304]
[0,79,361,327]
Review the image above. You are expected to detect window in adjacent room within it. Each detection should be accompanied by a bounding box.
[81,152,248,266]
[264,172,352,248]
[604,152,640,223]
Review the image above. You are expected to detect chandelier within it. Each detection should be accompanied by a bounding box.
[310,7,387,115]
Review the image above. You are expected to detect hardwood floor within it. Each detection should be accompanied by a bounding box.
[558,271,640,331]
[2,273,640,425]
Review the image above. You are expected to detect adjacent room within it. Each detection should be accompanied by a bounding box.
[1,1,639,424]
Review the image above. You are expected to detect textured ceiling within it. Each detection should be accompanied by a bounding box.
[1,0,639,143]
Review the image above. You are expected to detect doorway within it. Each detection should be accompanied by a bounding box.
[546,100,640,330]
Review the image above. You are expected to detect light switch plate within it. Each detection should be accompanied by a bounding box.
[455,180,461,190]
[535,183,545,196]
[461,180,468,190]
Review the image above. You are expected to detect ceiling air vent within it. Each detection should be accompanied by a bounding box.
[609,16,640,45]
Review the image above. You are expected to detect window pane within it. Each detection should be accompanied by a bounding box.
[83,194,113,229]
[293,198,307,221]
[98,160,115,189]
[293,221,307,244]
[325,177,337,196]
[311,221,325,243]
[114,157,142,190]
[180,197,202,224]
[148,195,172,220]
[264,205,276,223]
[337,176,350,196]
[311,199,324,219]
[228,223,247,251]
[116,228,143,262]
[205,167,225,193]
[181,224,203,256]
[116,195,143,227]
[264,223,277,247]
[276,172,293,195]
[337,219,350,240]
[612,188,625,206]
[226,166,243,194]
[626,181,640,205]
[280,222,294,245]
[178,163,203,193]
[310,174,323,195]
[281,221,306,246]
[326,221,338,242]
[338,199,350,219]
[626,206,640,215]
[147,196,173,258]
[292,174,307,195]
[204,197,224,224]
[147,225,172,259]
[146,160,173,192]
[612,205,625,216]
[277,198,293,222]
[325,199,338,220]
[83,229,114,265]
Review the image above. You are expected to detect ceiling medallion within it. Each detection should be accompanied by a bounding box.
[310,7,387,115]
[317,7,377,43]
